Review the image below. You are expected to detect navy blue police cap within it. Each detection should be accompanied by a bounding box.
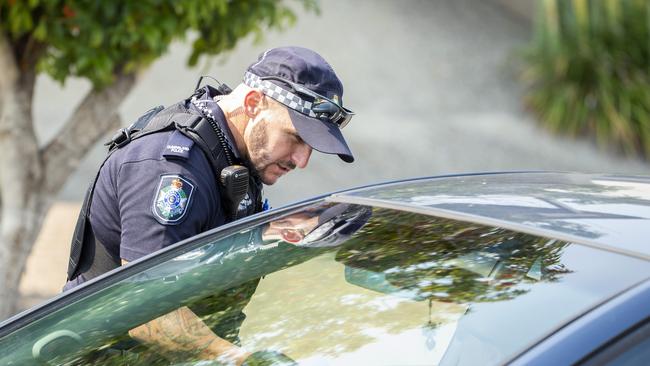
[245,46,354,163]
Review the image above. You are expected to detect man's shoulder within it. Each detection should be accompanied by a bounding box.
[111,130,177,163]
[99,130,213,187]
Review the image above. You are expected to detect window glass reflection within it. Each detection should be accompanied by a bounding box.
[236,208,649,365]
[1,205,649,366]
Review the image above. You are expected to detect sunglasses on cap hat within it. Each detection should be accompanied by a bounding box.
[244,72,355,129]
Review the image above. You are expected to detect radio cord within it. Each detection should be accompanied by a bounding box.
[190,94,235,166]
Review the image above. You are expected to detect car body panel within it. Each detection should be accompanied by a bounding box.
[509,278,650,365]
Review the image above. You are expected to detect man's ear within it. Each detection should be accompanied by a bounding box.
[243,90,265,118]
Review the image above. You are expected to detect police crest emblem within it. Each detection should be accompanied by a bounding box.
[152,175,195,224]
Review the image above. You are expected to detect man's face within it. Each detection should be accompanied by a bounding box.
[244,96,313,185]
[265,212,320,244]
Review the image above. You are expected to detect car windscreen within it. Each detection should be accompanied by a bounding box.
[0,203,648,365]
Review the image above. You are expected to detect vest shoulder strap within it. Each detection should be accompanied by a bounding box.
[106,102,228,168]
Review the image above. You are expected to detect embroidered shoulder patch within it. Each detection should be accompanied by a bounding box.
[152,175,195,224]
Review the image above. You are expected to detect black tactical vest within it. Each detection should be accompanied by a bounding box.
[66,97,263,282]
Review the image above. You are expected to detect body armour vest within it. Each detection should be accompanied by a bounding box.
[66,94,263,283]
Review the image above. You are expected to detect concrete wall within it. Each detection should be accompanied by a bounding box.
[492,0,537,23]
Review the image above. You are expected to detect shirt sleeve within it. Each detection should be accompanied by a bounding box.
[116,153,223,262]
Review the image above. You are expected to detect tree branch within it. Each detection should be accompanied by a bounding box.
[42,72,138,196]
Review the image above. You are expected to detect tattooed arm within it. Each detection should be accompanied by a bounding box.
[128,306,250,364]
[122,260,251,364]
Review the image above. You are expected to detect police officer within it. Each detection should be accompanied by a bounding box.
[61,46,355,364]
[64,46,355,290]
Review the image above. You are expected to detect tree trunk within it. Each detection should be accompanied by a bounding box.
[0,35,45,319]
[0,34,137,319]
[43,73,136,194]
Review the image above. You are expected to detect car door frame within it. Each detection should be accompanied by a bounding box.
[0,196,326,338]
[508,278,650,365]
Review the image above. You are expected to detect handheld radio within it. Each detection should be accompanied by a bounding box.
[220,165,249,219]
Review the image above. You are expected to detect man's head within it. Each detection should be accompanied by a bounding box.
[264,203,372,247]
[228,47,355,185]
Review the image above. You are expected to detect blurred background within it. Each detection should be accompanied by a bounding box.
[10,0,650,312]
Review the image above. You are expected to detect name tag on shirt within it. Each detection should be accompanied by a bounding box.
[163,131,194,160]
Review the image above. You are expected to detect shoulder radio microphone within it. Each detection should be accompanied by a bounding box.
[220,165,249,219]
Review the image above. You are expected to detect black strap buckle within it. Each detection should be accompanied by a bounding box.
[105,128,132,149]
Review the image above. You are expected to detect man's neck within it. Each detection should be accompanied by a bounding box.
[217,100,248,160]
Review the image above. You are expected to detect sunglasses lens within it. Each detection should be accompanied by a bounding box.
[337,113,352,129]
[313,101,353,128]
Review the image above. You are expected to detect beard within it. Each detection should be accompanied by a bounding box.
[246,120,295,185]
[248,120,271,174]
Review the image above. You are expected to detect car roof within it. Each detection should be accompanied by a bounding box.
[328,172,650,260]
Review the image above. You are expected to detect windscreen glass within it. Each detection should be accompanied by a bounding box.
[0,203,648,366]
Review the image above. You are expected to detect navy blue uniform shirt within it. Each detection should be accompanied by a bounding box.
[63,90,264,291]
[90,128,224,263]
[92,93,248,263]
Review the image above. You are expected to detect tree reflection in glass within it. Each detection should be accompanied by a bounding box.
[336,208,572,305]
[238,208,573,364]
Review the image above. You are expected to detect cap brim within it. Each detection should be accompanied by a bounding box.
[287,109,354,163]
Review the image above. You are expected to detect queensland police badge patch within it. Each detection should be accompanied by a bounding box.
[152,175,195,224]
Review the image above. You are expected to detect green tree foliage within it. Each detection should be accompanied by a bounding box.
[521,0,650,159]
[0,0,318,88]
